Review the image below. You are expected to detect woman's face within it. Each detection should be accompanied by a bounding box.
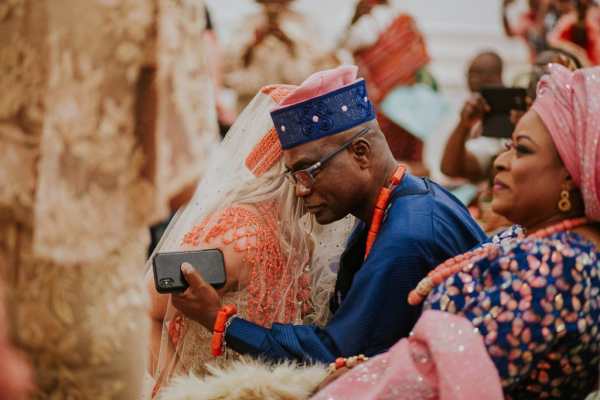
[491,110,570,228]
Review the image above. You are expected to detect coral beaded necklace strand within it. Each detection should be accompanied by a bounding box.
[327,164,406,375]
[365,164,406,260]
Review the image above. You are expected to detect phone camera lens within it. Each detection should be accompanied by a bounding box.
[160,278,174,287]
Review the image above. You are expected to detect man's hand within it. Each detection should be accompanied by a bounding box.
[171,263,221,330]
[459,94,490,130]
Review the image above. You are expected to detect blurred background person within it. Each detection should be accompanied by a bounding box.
[439,50,511,233]
[0,0,219,398]
[502,0,554,61]
[221,0,337,113]
[440,51,505,184]
[548,0,600,65]
[339,0,448,176]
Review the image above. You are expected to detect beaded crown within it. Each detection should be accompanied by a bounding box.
[244,85,296,177]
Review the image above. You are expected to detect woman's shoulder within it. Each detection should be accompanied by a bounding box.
[181,201,278,250]
[514,230,598,253]
[493,229,599,276]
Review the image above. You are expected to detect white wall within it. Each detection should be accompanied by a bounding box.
[206,0,530,95]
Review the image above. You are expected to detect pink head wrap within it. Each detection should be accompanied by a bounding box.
[279,65,359,106]
[532,64,600,221]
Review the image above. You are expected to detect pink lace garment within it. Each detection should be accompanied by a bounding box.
[312,310,503,400]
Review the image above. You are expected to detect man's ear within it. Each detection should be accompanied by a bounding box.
[350,138,371,169]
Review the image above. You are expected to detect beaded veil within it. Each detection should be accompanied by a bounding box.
[146,85,354,393]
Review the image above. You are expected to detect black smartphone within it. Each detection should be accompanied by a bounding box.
[152,249,226,293]
[480,87,528,138]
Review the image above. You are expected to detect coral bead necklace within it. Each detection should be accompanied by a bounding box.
[408,217,590,306]
[365,164,406,260]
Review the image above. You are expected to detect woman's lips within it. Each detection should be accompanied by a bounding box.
[493,178,509,192]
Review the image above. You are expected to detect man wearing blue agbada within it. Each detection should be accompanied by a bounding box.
[171,65,487,363]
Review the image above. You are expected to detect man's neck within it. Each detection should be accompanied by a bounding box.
[356,158,399,223]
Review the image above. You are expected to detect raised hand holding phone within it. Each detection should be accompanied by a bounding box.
[459,94,490,130]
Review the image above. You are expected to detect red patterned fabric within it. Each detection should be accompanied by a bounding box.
[377,112,423,162]
[354,14,430,104]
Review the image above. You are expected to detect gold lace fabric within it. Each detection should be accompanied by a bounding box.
[0,0,218,398]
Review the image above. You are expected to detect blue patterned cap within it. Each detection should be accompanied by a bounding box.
[270,79,376,149]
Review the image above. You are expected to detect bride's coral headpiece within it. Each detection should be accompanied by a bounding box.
[244,84,297,177]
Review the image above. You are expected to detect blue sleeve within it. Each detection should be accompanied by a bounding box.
[225,226,429,363]
[225,317,338,363]
[324,239,426,357]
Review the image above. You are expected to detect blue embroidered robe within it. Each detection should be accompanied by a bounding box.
[224,174,487,363]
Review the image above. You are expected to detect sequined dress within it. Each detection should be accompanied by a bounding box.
[426,227,600,399]
[313,226,599,400]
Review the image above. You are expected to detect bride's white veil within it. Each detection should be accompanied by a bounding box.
[147,85,355,395]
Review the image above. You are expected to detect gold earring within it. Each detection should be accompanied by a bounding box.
[558,189,572,213]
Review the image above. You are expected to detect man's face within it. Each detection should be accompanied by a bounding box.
[467,55,503,92]
[283,129,365,224]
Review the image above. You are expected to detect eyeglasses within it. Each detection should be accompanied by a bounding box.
[285,128,370,191]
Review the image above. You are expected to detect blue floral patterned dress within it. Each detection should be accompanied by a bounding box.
[426,226,600,399]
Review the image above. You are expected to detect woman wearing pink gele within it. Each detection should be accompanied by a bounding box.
[313,64,600,400]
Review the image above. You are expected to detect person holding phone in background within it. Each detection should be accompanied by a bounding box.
[441,51,506,184]
[440,49,578,234]
[441,49,579,187]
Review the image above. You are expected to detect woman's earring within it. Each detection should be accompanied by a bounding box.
[558,189,572,213]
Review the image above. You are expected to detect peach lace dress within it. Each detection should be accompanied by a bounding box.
[160,200,314,379]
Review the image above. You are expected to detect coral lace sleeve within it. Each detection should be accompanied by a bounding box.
[180,201,306,326]
[180,204,267,293]
[426,232,600,399]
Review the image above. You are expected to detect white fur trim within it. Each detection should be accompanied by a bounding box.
[158,358,328,400]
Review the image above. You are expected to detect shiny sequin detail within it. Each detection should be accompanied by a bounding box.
[427,228,600,399]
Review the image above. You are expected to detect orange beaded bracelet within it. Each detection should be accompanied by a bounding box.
[211,304,238,357]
